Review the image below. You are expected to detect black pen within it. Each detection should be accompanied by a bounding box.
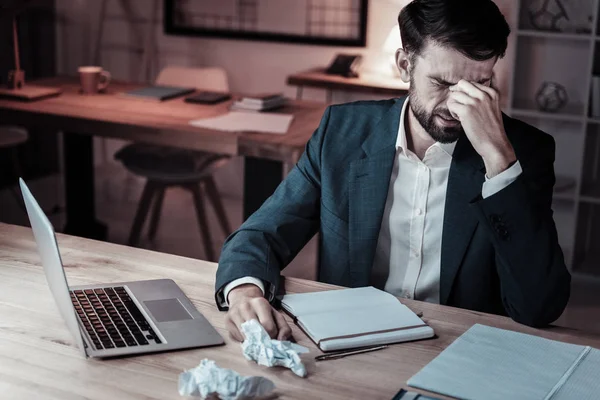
[315,345,388,361]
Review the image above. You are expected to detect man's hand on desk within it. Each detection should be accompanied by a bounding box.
[225,284,292,342]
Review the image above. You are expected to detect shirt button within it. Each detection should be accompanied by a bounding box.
[403,293,412,299]
[415,208,423,216]
[414,251,420,258]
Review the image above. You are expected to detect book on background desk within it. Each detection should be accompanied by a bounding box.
[120,85,195,101]
[280,287,434,352]
[408,324,600,400]
[232,93,288,111]
[242,92,285,103]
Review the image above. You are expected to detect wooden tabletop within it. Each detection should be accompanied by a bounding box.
[0,78,327,164]
[1,222,599,400]
[287,68,410,96]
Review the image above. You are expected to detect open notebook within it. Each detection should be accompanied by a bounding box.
[408,324,600,400]
[280,287,434,352]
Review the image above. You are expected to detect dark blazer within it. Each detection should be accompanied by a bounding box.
[216,97,571,327]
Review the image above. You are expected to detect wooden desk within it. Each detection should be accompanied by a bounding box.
[0,78,326,239]
[287,68,409,102]
[2,222,600,400]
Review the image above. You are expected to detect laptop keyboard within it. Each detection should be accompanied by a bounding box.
[70,286,162,350]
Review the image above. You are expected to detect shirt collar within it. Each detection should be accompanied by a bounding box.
[397,97,457,157]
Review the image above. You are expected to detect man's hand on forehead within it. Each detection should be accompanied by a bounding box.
[446,79,515,178]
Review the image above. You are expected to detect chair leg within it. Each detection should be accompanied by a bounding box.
[9,148,26,213]
[11,148,24,178]
[148,186,166,241]
[128,180,157,246]
[203,176,232,237]
[188,183,216,262]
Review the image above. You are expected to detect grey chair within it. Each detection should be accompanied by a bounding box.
[115,66,232,261]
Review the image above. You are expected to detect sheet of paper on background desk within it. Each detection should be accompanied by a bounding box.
[189,111,294,135]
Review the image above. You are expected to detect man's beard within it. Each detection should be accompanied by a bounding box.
[409,85,464,144]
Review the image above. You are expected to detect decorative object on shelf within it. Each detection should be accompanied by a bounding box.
[535,82,568,112]
[528,0,593,34]
[0,0,61,100]
[528,0,569,32]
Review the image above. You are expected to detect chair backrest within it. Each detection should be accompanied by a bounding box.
[155,66,229,92]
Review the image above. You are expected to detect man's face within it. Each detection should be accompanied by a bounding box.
[407,41,497,143]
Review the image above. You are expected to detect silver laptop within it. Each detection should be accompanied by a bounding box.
[19,178,224,358]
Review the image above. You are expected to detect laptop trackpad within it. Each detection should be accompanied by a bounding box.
[144,299,193,322]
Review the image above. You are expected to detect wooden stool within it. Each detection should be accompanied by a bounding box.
[116,143,232,262]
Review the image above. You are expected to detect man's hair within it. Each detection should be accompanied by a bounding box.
[398,0,510,62]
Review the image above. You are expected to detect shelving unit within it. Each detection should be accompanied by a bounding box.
[506,0,600,277]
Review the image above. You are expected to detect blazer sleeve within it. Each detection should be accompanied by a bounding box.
[471,132,571,327]
[214,107,331,310]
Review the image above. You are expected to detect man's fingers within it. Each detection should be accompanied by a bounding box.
[446,98,467,121]
[273,310,292,341]
[450,80,486,100]
[448,91,476,106]
[253,299,278,338]
[226,313,245,342]
[471,81,498,99]
[237,302,259,324]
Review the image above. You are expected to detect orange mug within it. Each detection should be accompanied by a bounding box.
[78,66,111,94]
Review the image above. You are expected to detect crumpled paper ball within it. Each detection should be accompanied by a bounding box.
[178,359,275,399]
[241,319,309,378]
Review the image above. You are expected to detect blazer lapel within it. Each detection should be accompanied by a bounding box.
[347,98,405,286]
[440,136,486,304]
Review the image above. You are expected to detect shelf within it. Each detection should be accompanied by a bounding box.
[580,182,600,204]
[518,29,593,42]
[511,107,585,123]
[552,176,577,202]
[571,270,600,284]
[588,117,600,125]
[573,251,600,278]
[553,190,577,202]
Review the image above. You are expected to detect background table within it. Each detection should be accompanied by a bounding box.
[287,68,410,102]
[0,78,326,239]
[2,222,600,399]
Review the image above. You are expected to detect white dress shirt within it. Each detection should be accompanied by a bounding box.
[220,98,522,307]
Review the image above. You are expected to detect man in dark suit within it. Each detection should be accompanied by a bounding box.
[215,0,570,341]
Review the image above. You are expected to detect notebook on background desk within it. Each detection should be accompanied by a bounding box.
[280,287,434,352]
[121,85,195,101]
[408,324,600,400]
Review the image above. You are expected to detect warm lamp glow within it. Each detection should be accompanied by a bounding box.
[383,26,402,55]
[382,26,403,77]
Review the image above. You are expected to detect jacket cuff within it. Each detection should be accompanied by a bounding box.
[215,263,281,311]
[482,160,522,199]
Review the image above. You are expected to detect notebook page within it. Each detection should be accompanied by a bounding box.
[408,324,586,400]
[280,286,399,316]
[189,112,294,135]
[317,326,434,352]
[298,303,429,343]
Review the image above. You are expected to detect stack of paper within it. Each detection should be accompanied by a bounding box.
[189,111,294,135]
[231,93,287,111]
